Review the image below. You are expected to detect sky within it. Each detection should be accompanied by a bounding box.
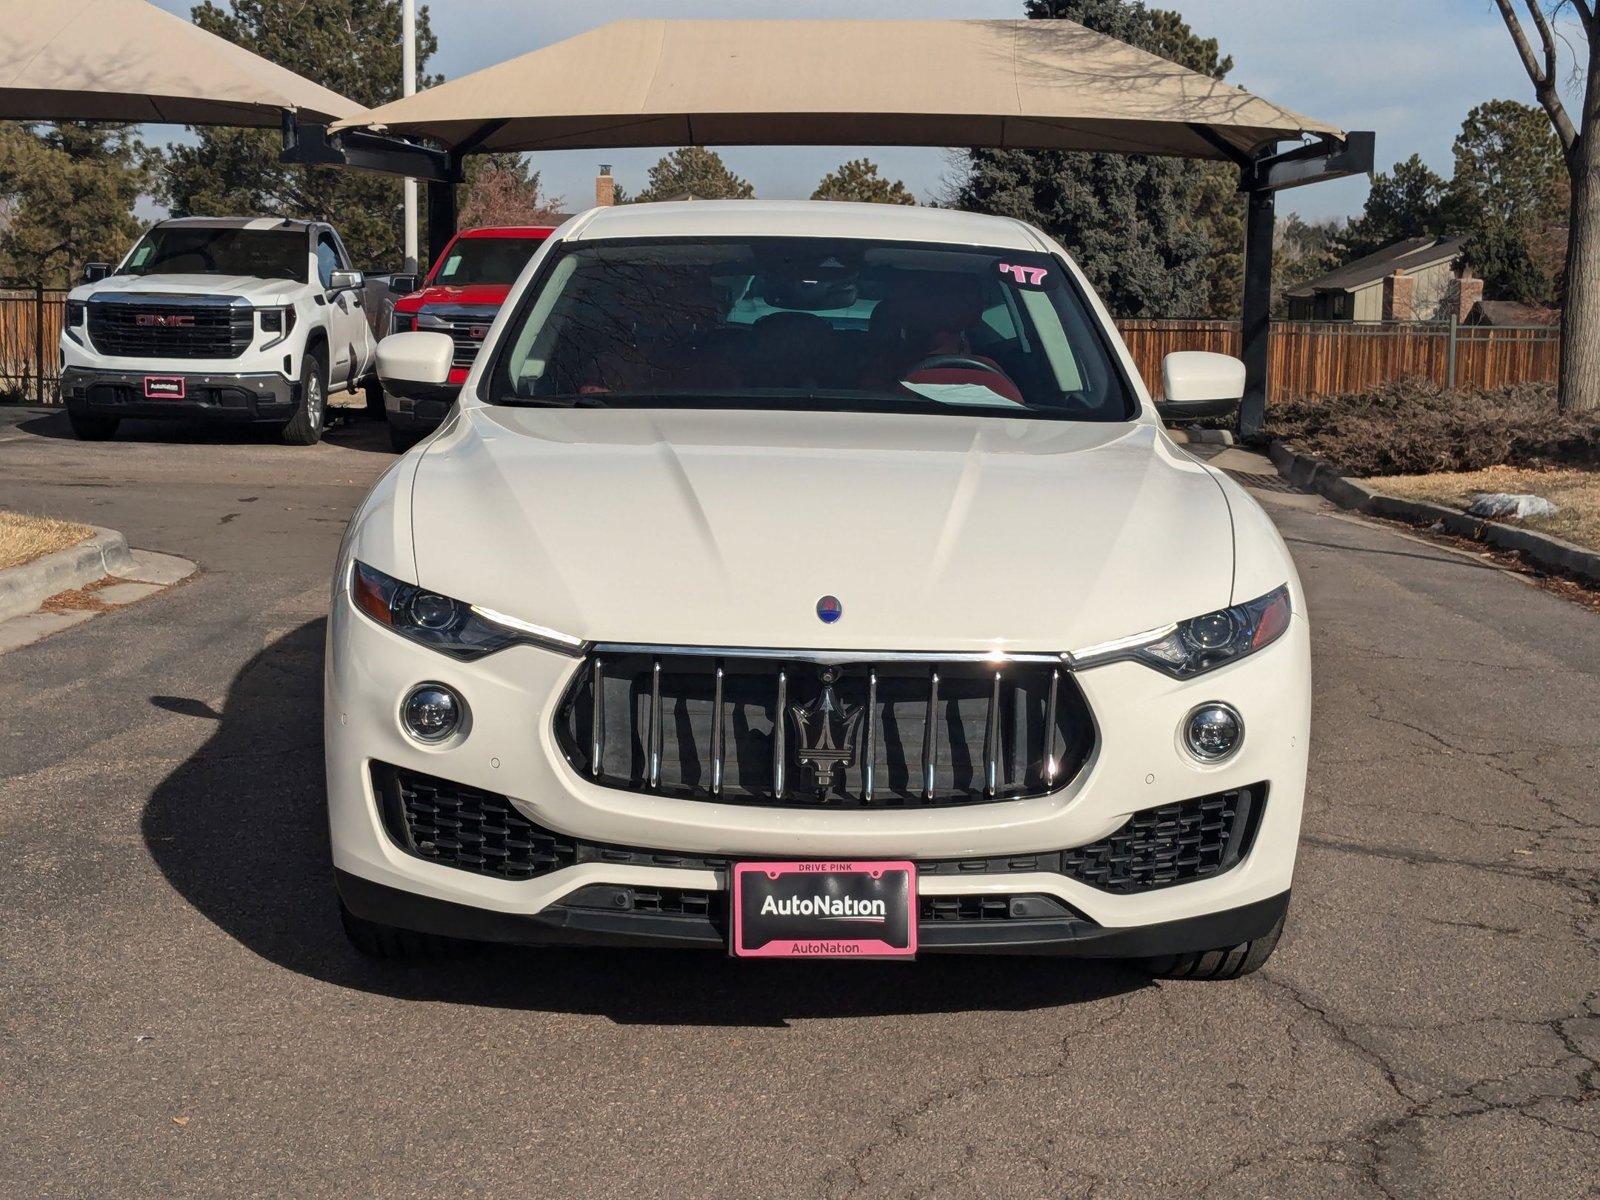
[144,0,1560,223]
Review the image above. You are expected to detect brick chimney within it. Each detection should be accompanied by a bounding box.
[1383,271,1416,323]
[595,164,616,207]
[1451,274,1485,324]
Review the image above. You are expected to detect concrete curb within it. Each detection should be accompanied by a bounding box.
[0,526,135,624]
[1268,441,1600,588]
[1167,427,1235,446]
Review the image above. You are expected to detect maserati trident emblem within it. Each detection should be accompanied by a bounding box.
[788,667,864,792]
[816,595,842,624]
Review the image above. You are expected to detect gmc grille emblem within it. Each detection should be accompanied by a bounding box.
[135,313,196,327]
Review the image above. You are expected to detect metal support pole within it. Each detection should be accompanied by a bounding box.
[1446,313,1459,390]
[425,163,458,268]
[33,281,44,405]
[401,0,418,272]
[1239,186,1276,439]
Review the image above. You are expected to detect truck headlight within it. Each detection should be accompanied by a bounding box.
[351,562,583,661]
[259,306,295,348]
[1071,585,1291,679]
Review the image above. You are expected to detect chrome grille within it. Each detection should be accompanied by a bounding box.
[418,308,496,368]
[554,650,1095,808]
[87,296,252,359]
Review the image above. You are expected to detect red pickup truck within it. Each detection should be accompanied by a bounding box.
[384,225,556,449]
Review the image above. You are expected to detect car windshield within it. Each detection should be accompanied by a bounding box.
[118,227,306,281]
[487,237,1135,421]
[431,237,544,287]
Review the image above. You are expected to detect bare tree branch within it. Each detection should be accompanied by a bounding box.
[1494,0,1580,152]
[1568,0,1596,38]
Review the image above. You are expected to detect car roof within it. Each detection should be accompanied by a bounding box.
[155,216,314,233]
[457,226,558,239]
[566,200,1047,252]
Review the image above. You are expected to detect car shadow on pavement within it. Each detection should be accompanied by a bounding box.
[142,621,1149,1026]
[16,407,396,454]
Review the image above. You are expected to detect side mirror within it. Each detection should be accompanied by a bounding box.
[1156,351,1245,421]
[82,262,112,283]
[328,268,364,292]
[377,331,454,398]
[388,273,419,295]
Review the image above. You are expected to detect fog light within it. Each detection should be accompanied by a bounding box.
[402,683,464,743]
[1183,702,1243,762]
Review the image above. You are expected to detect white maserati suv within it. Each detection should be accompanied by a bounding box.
[327,201,1310,979]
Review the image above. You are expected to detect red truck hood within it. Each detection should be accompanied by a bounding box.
[393,282,511,313]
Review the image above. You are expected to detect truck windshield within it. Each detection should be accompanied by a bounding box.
[430,237,544,287]
[487,237,1135,422]
[118,227,307,281]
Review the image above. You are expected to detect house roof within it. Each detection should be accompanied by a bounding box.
[333,18,1343,160]
[1468,300,1561,327]
[1286,236,1468,298]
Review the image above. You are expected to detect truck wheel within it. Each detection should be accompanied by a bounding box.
[68,412,120,441]
[363,377,386,420]
[388,420,424,453]
[281,351,327,445]
[1136,908,1286,981]
[339,900,471,960]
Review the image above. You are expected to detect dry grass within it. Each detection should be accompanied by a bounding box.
[1370,465,1600,551]
[0,510,94,571]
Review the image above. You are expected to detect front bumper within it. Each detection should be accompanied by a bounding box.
[325,586,1312,952]
[384,385,458,432]
[337,867,1290,956]
[61,366,298,423]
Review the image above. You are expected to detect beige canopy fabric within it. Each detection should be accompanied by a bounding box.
[335,18,1343,161]
[0,0,365,127]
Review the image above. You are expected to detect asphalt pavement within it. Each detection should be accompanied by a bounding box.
[1,405,1596,1199]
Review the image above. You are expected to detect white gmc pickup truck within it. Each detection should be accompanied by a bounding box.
[59,216,379,444]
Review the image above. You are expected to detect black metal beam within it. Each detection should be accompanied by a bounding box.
[1242,131,1375,194]
[1238,186,1276,439]
[426,159,460,266]
[1235,131,1376,436]
[279,113,454,183]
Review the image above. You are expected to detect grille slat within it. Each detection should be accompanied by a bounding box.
[556,652,1096,809]
[88,300,252,359]
[372,764,1264,896]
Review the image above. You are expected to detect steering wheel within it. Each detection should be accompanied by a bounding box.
[904,354,1009,379]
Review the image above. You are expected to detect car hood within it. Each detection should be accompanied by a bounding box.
[80,274,302,305]
[409,407,1234,653]
[396,283,511,311]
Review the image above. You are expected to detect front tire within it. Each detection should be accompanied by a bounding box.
[68,411,119,440]
[339,900,471,960]
[1137,907,1286,981]
[281,350,327,445]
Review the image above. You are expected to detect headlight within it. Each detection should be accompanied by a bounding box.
[66,300,86,326]
[350,561,583,661]
[1071,585,1291,678]
[390,311,417,335]
[259,306,295,347]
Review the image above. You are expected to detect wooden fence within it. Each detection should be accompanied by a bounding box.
[0,286,68,404]
[0,288,1563,408]
[1116,318,1561,402]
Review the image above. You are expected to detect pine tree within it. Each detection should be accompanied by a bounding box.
[0,122,150,286]
[952,0,1239,318]
[1338,155,1450,260]
[634,148,754,202]
[812,159,916,205]
[155,0,440,269]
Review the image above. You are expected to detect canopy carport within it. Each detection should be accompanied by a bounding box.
[318,18,1374,434]
[0,0,365,126]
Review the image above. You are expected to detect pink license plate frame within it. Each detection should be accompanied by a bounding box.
[730,860,918,959]
[143,375,186,399]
